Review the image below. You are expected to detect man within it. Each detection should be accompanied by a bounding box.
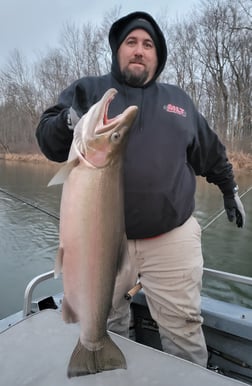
[36,12,245,367]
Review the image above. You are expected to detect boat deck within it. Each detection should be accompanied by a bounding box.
[0,309,248,386]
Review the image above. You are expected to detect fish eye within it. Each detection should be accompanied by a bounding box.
[111,132,120,142]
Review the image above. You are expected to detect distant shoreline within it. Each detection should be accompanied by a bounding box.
[1,151,252,173]
[0,152,56,164]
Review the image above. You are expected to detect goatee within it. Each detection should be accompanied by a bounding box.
[122,68,149,87]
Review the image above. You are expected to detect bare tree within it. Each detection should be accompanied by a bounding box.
[225,3,252,142]
[59,6,121,79]
[237,0,252,30]
[0,2,251,154]
[35,48,72,109]
[60,20,107,78]
[163,19,208,108]
[0,50,40,152]
[0,49,38,123]
[194,1,232,138]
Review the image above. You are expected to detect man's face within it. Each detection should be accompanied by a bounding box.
[117,29,158,87]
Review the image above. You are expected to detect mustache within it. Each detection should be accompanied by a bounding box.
[129,58,145,65]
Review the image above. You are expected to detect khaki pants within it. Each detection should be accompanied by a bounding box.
[108,216,208,367]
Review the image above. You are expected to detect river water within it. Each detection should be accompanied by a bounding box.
[0,159,252,319]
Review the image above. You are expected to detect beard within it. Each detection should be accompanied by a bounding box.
[121,67,149,87]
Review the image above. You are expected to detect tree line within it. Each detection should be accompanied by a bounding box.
[0,0,251,155]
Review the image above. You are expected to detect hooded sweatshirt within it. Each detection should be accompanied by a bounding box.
[36,11,236,239]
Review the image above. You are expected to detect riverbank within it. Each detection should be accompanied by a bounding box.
[1,151,252,173]
[227,151,252,173]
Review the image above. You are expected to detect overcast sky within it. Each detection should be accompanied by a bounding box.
[0,0,201,68]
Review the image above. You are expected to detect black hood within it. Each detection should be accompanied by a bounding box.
[109,11,167,85]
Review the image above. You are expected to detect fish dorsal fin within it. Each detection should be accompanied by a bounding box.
[48,159,78,186]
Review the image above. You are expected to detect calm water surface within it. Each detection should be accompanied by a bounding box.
[0,159,252,319]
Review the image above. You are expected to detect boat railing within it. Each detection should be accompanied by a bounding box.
[22,268,252,318]
[23,270,55,317]
[203,268,252,286]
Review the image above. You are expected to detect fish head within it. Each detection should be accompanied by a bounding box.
[70,88,138,168]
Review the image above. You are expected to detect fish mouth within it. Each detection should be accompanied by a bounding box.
[60,88,137,171]
[95,88,137,138]
[95,89,118,135]
[103,94,116,126]
[63,87,139,170]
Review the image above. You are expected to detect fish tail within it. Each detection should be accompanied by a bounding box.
[67,334,127,378]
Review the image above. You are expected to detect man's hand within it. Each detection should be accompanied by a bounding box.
[67,107,80,130]
[224,192,246,228]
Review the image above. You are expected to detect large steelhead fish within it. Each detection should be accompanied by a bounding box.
[49,88,138,377]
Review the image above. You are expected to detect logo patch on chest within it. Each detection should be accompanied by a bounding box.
[163,104,187,117]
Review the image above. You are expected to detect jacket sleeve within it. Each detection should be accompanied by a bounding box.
[36,104,73,162]
[35,80,89,162]
[187,112,236,196]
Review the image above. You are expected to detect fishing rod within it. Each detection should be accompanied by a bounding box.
[0,187,60,220]
[202,185,252,232]
[1,184,251,229]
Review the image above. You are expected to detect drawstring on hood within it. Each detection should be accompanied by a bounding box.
[109,11,167,85]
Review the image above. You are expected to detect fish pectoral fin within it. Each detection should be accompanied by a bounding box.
[67,334,127,378]
[62,296,79,323]
[54,247,63,279]
[48,159,79,186]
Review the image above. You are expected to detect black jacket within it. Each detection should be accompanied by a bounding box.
[36,12,236,239]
